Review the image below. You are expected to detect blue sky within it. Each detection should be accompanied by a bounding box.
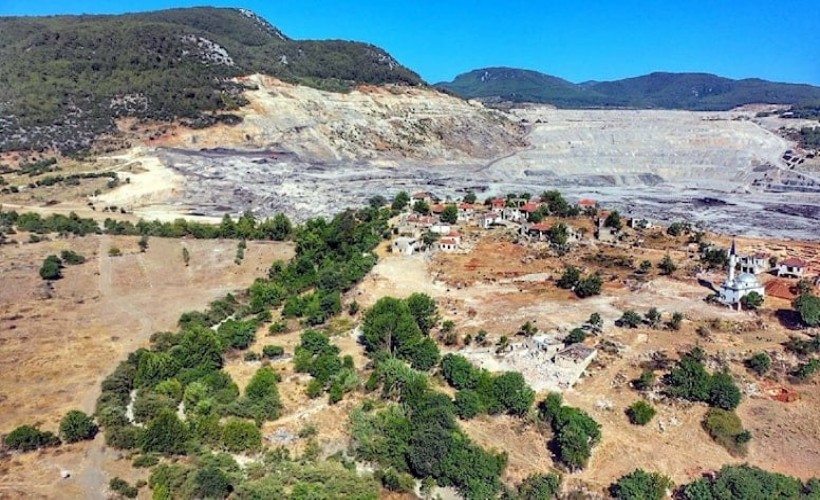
[2,0,819,85]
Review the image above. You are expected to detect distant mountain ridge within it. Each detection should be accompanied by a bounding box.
[0,7,422,153]
[436,67,820,110]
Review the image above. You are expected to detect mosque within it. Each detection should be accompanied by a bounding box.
[718,240,765,308]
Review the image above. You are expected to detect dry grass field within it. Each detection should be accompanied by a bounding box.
[0,233,292,498]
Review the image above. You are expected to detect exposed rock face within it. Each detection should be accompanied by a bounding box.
[163,75,526,162]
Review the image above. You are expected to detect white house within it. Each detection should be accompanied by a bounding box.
[457,203,477,221]
[718,241,766,308]
[392,237,420,256]
[429,223,452,235]
[777,258,808,278]
[439,237,458,252]
[477,212,501,229]
[739,253,770,275]
[629,217,654,230]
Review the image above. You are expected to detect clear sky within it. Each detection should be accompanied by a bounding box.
[2,0,819,85]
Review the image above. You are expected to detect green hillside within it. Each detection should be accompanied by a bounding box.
[0,7,422,153]
[436,68,820,111]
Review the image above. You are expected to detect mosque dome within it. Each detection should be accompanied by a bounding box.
[736,272,761,288]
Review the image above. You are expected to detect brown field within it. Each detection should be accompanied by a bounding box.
[0,233,292,498]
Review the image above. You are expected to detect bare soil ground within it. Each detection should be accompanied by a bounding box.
[0,234,293,498]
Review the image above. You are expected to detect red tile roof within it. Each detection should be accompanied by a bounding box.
[529,222,551,231]
[578,198,597,207]
[440,238,457,245]
[520,202,540,213]
[431,204,445,213]
[447,231,461,237]
[780,258,808,268]
[765,280,798,300]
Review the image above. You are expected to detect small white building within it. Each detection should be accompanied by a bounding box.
[629,217,654,230]
[718,241,766,308]
[439,238,458,252]
[778,258,808,278]
[739,253,770,275]
[392,237,420,256]
[429,223,452,235]
[457,203,477,221]
[477,212,501,229]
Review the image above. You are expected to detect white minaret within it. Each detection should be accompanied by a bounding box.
[728,239,737,283]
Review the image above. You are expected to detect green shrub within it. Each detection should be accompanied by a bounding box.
[221,418,261,453]
[105,425,143,450]
[262,345,285,359]
[132,454,159,468]
[627,400,656,425]
[610,469,673,500]
[109,477,138,498]
[565,328,587,344]
[617,310,642,328]
[745,352,771,376]
[59,250,86,265]
[454,390,482,419]
[39,255,62,280]
[517,472,561,499]
[268,321,287,334]
[702,408,749,456]
[59,410,98,443]
[4,425,60,451]
[140,409,189,454]
[633,370,656,391]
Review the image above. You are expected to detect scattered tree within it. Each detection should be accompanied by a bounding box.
[667,312,684,331]
[39,255,62,280]
[59,410,98,443]
[617,310,642,328]
[463,192,477,204]
[741,291,764,310]
[565,328,587,344]
[745,352,771,376]
[391,191,410,210]
[627,400,656,425]
[793,293,820,327]
[610,469,673,500]
[556,266,581,289]
[412,200,430,215]
[645,308,662,329]
[605,211,623,230]
[658,254,676,275]
[440,204,458,224]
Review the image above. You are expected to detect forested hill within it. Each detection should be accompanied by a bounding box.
[436,67,820,110]
[0,7,423,153]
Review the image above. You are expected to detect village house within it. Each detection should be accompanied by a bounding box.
[429,222,452,235]
[739,252,770,275]
[438,238,457,252]
[411,191,435,205]
[430,203,446,215]
[523,222,552,241]
[577,198,597,210]
[392,237,420,256]
[476,212,501,229]
[777,257,808,278]
[554,344,598,370]
[502,206,524,223]
[518,202,541,221]
[629,217,654,230]
[490,197,507,211]
[457,203,478,221]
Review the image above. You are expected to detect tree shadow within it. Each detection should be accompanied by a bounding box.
[698,277,718,293]
[774,309,803,330]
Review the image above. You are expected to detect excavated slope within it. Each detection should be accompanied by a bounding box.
[164,75,525,161]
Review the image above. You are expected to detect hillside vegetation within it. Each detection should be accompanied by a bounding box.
[436,67,820,110]
[0,7,422,153]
